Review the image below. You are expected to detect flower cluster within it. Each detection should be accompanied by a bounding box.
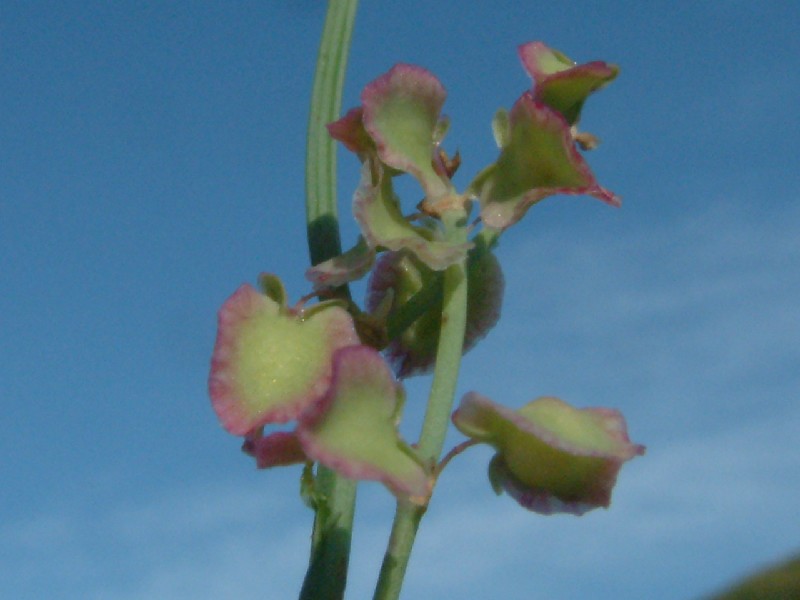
[208,42,642,514]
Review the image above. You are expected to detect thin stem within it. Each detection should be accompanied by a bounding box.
[300,1,359,599]
[373,208,470,600]
[385,274,443,341]
[473,225,501,252]
[416,217,469,461]
[306,0,359,269]
[436,439,479,475]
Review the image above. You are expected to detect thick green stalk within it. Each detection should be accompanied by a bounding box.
[373,208,470,600]
[300,1,359,599]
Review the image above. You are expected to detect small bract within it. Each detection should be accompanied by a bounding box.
[305,236,376,292]
[452,392,644,515]
[243,430,307,469]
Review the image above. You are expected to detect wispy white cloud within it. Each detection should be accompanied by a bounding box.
[3,401,798,600]
[0,477,313,600]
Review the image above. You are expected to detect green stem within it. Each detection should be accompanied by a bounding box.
[385,274,443,342]
[373,208,470,600]
[306,0,359,268]
[300,2,359,599]
[473,225,501,252]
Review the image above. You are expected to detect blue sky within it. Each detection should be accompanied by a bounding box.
[2,2,799,599]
